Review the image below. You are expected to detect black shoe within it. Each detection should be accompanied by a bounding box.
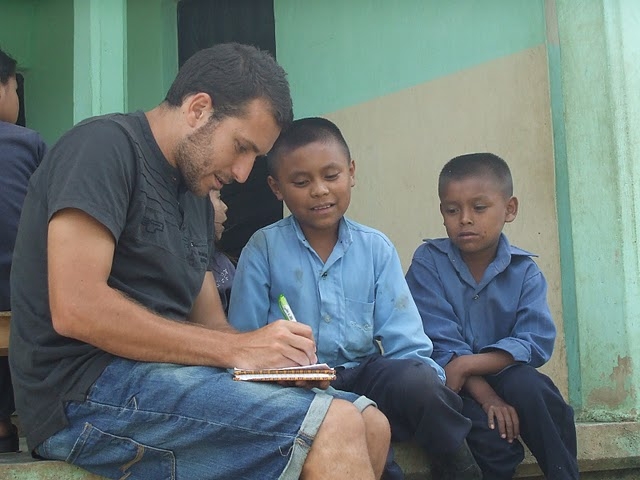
[430,440,481,480]
[0,423,19,453]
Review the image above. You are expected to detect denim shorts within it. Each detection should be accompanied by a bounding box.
[36,357,373,480]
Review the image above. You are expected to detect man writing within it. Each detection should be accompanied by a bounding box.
[9,43,389,479]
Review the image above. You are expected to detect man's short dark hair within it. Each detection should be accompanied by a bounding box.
[165,43,293,129]
[0,47,17,85]
[438,152,513,198]
[267,117,351,177]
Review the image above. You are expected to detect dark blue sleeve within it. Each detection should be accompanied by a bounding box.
[405,244,474,367]
[0,127,47,310]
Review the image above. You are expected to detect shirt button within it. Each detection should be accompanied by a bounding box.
[323,314,331,323]
[473,295,479,300]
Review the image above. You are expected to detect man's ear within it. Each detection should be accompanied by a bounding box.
[267,175,283,200]
[505,196,519,223]
[349,160,356,187]
[184,92,213,128]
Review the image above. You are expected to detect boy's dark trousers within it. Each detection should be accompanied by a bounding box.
[332,354,472,479]
[461,364,578,480]
[0,357,14,421]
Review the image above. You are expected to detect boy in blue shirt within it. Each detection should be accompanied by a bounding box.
[229,117,481,479]
[405,153,578,479]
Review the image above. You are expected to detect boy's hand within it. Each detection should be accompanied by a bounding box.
[481,396,520,443]
[444,355,471,393]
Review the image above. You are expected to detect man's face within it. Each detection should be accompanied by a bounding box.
[174,98,281,197]
[0,75,19,124]
[267,140,355,240]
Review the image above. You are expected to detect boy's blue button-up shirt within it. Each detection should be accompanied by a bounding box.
[405,234,556,368]
[228,215,445,381]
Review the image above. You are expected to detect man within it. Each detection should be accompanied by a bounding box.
[0,47,47,453]
[9,43,389,479]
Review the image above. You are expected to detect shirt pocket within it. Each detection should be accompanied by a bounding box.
[341,298,375,358]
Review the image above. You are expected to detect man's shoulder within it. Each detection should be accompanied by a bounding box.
[68,112,140,139]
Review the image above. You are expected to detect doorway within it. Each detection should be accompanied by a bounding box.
[177,0,282,261]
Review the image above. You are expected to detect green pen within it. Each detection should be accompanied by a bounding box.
[278,294,298,322]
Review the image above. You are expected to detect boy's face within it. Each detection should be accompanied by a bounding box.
[439,175,517,262]
[267,140,355,238]
[209,190,228,242]
[0,75,19,124]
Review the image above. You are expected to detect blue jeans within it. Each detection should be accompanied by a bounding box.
[36,357,371,480]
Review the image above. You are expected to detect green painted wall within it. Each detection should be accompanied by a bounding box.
[0,0,74,144]
[274,0,546,117]
[127,0,178,112]
[544,0,582,409]
[555,0,640,420]
[0,0,37,69]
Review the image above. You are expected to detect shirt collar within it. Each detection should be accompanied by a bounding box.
[426,233,537,287]
[290,216,353,265]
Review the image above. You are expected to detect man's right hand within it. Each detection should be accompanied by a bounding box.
[231,320,318,369]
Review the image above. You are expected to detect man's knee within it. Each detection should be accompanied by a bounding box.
[320,399,388,441]
[361,404,391,441]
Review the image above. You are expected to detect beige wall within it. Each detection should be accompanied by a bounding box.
[325,46,568,395]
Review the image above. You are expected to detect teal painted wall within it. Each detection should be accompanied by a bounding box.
[0,0,74,144]
[0,0,37,69]
[544,0,582,409]
[274,0,546,117]
[127,0,178,112]
[554,0,640,420]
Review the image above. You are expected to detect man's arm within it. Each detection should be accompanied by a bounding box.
[188,271,236,332]
[48,208,317,368]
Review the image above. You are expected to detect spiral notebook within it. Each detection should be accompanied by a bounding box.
[232,363,336,382]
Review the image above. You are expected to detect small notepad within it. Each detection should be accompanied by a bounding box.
[232,363,336,382]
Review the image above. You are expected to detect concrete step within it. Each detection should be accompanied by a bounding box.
[1,422,638,479]
[0,438,104,480]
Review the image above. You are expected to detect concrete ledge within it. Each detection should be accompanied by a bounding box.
[1,422,638,479]
[396,421,640,479]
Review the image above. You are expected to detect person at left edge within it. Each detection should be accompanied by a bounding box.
[0,46,47,453]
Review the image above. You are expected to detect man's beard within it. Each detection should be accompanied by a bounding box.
[174,120,218,197]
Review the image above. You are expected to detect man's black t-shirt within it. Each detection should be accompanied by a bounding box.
[9,112,215,450]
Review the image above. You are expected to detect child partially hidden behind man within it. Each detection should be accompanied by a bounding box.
[228,118,481,479]
[406,153,578,480]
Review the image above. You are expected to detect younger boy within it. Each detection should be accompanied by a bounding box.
[229,117,480,479]
[405,153,578,479]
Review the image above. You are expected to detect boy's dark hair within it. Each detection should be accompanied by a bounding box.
[165,43,293,129]
[0,48,17,85]
[438,152,513,198]
[267,117,351,177]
